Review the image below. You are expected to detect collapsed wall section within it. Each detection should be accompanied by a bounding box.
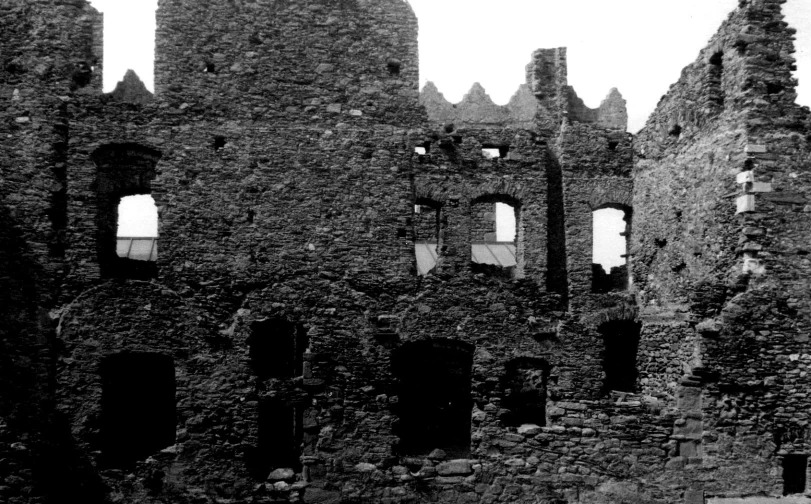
[633,0,811,498]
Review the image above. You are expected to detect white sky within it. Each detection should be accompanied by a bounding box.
[118,195,158,236]
[593,209,627,270]
[87,0,811,132]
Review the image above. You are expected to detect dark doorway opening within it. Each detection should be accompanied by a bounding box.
[599,320,642,394]
[100,352,176,467]
[392,339,474,457]
[256,398,303,475]
[783,454,808,495]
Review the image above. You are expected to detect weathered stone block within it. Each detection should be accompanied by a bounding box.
[436,460,474,476]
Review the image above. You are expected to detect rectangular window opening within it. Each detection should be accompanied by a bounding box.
[471,201,517,271]
[92,143,161,279]
[592,206,630,293]
[117,194,158,262]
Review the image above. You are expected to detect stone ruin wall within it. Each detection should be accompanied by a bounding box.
[1,0,811,504]
[634,0,811,498]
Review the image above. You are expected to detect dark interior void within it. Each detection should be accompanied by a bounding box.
[501,358,547,427]
[100,352,176,467]
[255,399,302,474]
[392,339,474,457]
[783,454,808,495]
[248,318,308,379]
[91,143,161,279]
[599,320,642,394]
[708,51,725,108]
[546,157,568,299]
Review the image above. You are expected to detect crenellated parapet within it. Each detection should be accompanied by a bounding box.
[420,48,627,132]
[419,81,538,129]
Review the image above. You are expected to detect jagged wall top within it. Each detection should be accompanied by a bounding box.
[420,47,627,131]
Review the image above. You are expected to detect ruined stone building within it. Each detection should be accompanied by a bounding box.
[2,0,811,503]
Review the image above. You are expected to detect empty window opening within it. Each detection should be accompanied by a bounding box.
[471,199,518,270]
[116,195,158,262]
[414,141,430,155]
[414,200,441,276]
[592,206,630,293]
[501,358,547,428]
[205,62,216,74]
[708,51,725,107]
[213,136,226,152]
[599,320,641,394]
[100,352,175,467]
[392,339,473,457]
[92,143,161,279]
[248,318,308,380]
[482,145,509,159]
[783,454,808,495]
[256,399,303,475]
[608,140,619,151]
[669,124,682,138]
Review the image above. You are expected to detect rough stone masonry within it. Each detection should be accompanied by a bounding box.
[1,0,810,503]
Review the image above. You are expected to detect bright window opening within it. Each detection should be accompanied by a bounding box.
[592,207,629,292]
[471,200,517,269]
[116,194,158,262]
[495,202,516,242]
[482,148,501,158]
[415,146,426,155]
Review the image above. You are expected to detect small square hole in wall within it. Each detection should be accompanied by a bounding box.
[482,144,509,159]
[387,58,401,75]
[213,136,226,152]
[415,146,427,155]
[608,140,619,151]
